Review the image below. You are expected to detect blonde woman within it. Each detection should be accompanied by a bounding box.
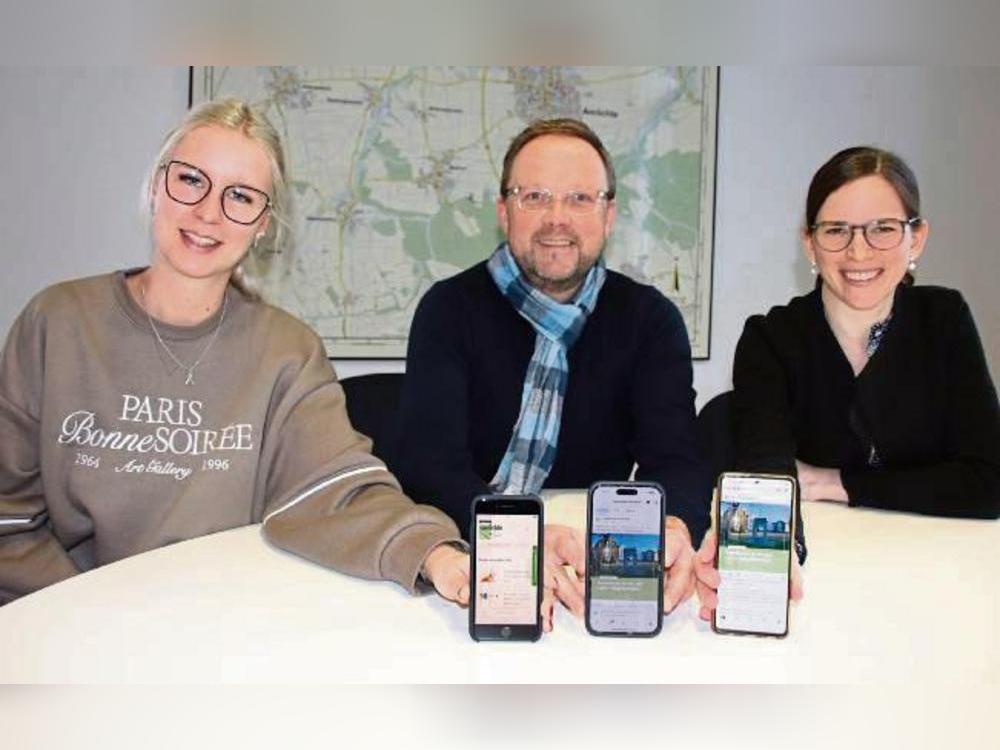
[0,100,469,605]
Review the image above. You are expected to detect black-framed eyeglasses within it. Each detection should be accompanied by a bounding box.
[502,185,611,214]
[810,217,921,253]
[162,160,271,225]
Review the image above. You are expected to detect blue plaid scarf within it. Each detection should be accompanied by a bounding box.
[486,242,606,494]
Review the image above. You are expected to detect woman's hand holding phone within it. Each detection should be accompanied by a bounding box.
[693,531,805,622]
[693,531,722,621]
[422,543,471,605]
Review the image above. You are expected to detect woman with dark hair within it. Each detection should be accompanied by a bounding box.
[693,146,998,621]
[734,146,998,516]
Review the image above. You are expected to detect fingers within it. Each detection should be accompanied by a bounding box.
[537,525,588,630]
[694,561,720,589]
[790,558,805,601]
[453,553,470,603]
[693,531,720,589]
[540,589,555,633]
[540,563,584,632]
[692,531,718,621]
[662,531,694,613]
[429,549,470,605]
[545,560,585,618]
[695,577,718,621]
[545,524,586,578]
[695,530,717,564]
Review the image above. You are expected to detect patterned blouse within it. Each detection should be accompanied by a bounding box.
[864,313,893,466]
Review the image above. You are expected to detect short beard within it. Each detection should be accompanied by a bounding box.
[521,262,591,297]
[513,229,604,299]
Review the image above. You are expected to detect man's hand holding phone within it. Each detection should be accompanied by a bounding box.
[542,517,696,630]
[662,515,696,613]
[541,524,586,632]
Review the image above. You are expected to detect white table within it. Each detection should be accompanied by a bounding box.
[0,492,996,683]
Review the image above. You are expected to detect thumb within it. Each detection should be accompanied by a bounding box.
[696,531,717,563]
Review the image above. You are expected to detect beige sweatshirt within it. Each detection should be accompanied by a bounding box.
[0,271,462,604]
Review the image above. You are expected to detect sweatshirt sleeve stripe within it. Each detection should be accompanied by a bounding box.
[261,463,391,524]
[0,516,37,526]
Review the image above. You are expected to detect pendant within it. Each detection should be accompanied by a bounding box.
[185,369,195,386]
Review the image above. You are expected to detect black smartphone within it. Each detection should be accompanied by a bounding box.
[469,495,543,642]
[713,472,797,638]
[585,481,665,637]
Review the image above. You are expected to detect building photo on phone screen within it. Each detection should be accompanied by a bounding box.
[715,474,794,636]
[586,483,664,637]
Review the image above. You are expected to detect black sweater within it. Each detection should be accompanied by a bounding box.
[733,284,999,518]
[394,262,712,542]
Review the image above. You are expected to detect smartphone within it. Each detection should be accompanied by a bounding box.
[585,481,665,637]
[469,495,543,642]
[713,472,796,637]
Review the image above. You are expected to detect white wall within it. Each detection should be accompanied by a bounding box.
[1,66,997,408]
[0,67,189,328]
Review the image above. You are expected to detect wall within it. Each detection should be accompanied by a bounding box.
[1,66,997,408]
[0,67,188,327]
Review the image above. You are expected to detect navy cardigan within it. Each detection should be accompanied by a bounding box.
[394,262,712,542]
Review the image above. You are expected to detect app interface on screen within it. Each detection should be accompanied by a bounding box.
[717,477,793,634]
[474,514,539,625]
[589,487,662,633]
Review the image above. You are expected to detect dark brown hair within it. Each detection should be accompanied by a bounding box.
[806,146,921,226]
[499,118,616,199]
[806,146,922,285]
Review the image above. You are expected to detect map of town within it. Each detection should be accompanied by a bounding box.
[193,67,717,357]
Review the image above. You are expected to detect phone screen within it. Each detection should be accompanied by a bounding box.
[715,474,794,636]
[472,508,540,631]
[586,483,664,636]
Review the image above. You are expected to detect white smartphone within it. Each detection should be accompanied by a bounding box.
[713,472,796,637]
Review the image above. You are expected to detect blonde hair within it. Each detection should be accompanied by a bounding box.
[144,98,292,297]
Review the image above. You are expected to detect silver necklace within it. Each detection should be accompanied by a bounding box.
[140,284,228,386]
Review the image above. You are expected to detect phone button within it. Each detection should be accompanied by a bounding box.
[500,626,512,638]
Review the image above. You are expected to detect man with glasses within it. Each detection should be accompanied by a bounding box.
[394,119,710,627]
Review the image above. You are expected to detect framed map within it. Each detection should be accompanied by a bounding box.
[192,67,718,358]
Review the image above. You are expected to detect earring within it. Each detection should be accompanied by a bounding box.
[908,257,917,271]
[810,261,817,275]
[252,233,264,249]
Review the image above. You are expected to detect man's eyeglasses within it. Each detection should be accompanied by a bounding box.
[810,217,921,253]
[162,160,271,225]
[503,186,611,214]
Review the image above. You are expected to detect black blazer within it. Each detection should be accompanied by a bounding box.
[733,284,999,518]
